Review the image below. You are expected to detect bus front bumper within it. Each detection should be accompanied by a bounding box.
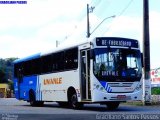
[91,89,143,102]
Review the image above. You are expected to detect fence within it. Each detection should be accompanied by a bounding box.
[0,90,14,98]
[151,95,160,104]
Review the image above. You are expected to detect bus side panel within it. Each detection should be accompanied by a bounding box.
[14,76,38,101]
[38,70,80,102]
[22,76,38,101]
[14,78,19,99]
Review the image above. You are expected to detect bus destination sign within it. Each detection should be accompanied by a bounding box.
[96,37,138,48]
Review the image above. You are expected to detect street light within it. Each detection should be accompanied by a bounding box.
[56,40,59,47]
[86,4,115,38]
[90,15,116,36]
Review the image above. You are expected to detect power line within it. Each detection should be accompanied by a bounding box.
[91,0,101,8]
[118,0,134,16]
[101,0,134,36]
[87,0,116,37]
[90,15,116,36]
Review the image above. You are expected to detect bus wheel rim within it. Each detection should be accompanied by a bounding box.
[71,94,77,108]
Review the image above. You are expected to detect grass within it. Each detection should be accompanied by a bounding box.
[122,87,160,106]
[152,87,160,95]
[122,101,144,106]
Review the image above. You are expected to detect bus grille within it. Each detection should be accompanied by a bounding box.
[108,82,133,87]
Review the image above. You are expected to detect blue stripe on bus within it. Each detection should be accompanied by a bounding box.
[37,76,42,101]
[99,81,112,93]
[99,81,106,88]
[39,79,41,101]
[13,53,41,64]
[105,83,108,90]
[41,90,42,101]
[37,76,41,101]
[38,77,40,101]
[109,88,112,93]
[36,76,39,101]
[36,77,38,100]
[107,86,110,92]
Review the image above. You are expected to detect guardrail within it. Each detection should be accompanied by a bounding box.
[151,95,160,104]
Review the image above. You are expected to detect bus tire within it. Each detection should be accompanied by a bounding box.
[106,102,120,110]
[37,101,44,107]
[29,92,44,107]
[58,102,69,107]
[29,90,44,107]
[29,91,37,106]
[69,92,83,109]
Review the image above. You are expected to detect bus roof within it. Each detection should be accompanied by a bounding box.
[13,40,90,64]
[13,37,139,64]
[41,40,90,56]
[13,53,41,64]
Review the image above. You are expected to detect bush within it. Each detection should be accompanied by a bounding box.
[151,87,160,95]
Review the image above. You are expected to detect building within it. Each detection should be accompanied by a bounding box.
[0,83,10,98]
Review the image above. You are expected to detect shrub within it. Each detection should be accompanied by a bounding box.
[151,87,160,95]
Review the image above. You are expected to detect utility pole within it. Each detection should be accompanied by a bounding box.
[87,4,95,38]
[86,4,115,38]
[143,0,151,105]
[87,4,90,38]
[56,40,59,47]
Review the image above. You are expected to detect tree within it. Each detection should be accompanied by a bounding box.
[0,69,6,83]
[0,57,18,83]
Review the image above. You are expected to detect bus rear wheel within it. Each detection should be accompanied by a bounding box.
[106,102,120,110]
[29,91,44,107]
[29,91,36,106]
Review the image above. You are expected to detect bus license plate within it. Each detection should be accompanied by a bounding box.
[117,95,126,100]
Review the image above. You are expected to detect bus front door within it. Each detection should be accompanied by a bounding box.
[80,49,91,100]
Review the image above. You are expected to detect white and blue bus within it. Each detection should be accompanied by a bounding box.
[13,37,143,110]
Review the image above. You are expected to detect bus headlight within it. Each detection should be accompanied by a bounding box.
[100,87,105,92]
[96,85,100,89]
[94,84,106,92]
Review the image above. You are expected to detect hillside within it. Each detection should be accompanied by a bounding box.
[0,58,17,84]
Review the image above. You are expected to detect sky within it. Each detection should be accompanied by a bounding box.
[0,0,160,69]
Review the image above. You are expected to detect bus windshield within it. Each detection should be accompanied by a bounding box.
[93,48,142,82]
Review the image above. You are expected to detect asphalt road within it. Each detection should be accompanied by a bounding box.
[0,98,160,120]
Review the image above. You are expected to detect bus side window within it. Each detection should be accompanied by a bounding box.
[57,52,64,71]
[41,55,52,73]
[64,47,78,70]
[52,53,57,71]
[14,64,18,78]
[18,67,23,83]
[14,63,23,82]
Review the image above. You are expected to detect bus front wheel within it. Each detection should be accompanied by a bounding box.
[106,102,120,110]
[58,102,69,107]
[69,93,83,109]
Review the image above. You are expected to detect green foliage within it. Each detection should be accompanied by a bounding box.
[151,87,160,95]
[0,69,5,83]
[0,58,18,86]
[8,80,14,90]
